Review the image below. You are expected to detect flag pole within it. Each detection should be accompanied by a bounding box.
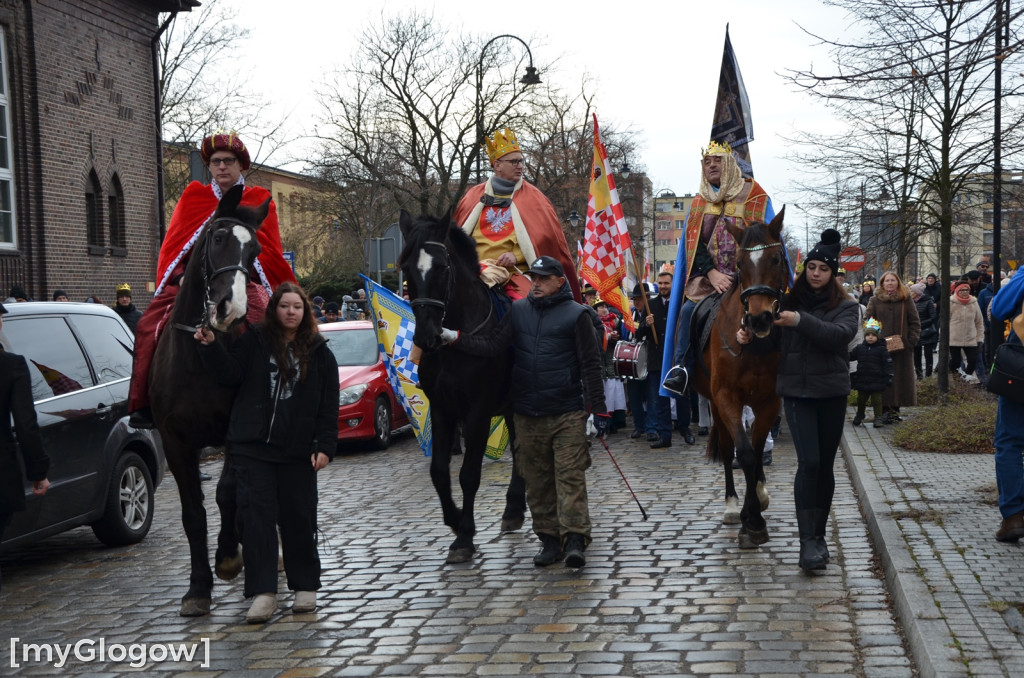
[630,243,657,345]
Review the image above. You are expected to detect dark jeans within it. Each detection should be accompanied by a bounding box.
[234,455,320,598]
[914,342,936,376]
[644,364,672,440]
[950,345,979,375]
[785,395,847,512]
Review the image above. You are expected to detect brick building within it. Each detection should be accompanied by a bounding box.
[0,0,196,305]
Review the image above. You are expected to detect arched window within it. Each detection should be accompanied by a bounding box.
[86,169,104,252]
[108,173,126,253]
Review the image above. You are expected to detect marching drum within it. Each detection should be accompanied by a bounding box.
[612,341,648,380]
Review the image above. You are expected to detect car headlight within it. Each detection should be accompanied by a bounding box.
[338,383,369,406]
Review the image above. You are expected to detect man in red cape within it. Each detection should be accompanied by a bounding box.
[454,128,580,302]
[127,132,295,428]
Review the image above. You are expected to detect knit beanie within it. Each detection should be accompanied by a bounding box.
[805,229,842,272]
[909,283,925,298]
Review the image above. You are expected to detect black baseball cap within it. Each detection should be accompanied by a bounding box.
[524,256,565,278]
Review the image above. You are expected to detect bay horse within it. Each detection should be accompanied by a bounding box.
[149,185,268,615]
[692,209,788,549]
[397,209,526,564]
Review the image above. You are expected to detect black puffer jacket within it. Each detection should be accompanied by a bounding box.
[199,327,339,462]
[850,339,893,392]
[777,289,860,399]
[914,296,938,346]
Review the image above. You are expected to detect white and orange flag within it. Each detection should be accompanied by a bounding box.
[580,114,635,332]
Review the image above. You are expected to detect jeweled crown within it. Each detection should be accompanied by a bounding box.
[864,318,882,334]
[702,140,733,158]
[485,128,522,164]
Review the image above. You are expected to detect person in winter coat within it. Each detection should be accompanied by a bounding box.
[910,282,938,379]
[948,281,985,382]
[737,229,859,573]
[850,318,894,427]
[196,282,339,624]
[112,283,143,334]
[865,271,921,423]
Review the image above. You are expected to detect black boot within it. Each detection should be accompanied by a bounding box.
[813,508,830,565]
[564,533,586,568]
[662,365,689,396]
[128,407,155,430]
[797,510,826,572]
[533,534,564,567]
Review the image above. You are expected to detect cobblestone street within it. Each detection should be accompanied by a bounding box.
[1,426,912,677]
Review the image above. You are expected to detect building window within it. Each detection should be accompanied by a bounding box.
[108,173,126,254]
[0,29,16,248]
[86,169,104,254]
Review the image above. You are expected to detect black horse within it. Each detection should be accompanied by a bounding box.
[149,185,268,616]
[398,209,526,563]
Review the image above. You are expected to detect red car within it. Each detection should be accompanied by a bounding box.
[320,320,410,449]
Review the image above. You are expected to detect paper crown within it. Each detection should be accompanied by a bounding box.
[485,128,521,164]
[116,282,132,295]
[864,318,882,335]
[702,140,733,158]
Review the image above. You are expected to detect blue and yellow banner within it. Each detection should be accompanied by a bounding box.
[361,275,432,456]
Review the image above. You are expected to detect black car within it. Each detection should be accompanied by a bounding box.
[0,302,164,549]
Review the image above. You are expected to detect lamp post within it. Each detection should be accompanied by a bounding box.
[475,35,541,183]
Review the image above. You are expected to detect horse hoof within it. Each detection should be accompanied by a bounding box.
[215,553,243,581]
[179,597,211,617]
[445,546,475,564]
[756,482,770,511]
[738,526,770,549]
[501,516,524,533]
[723,510,741,525]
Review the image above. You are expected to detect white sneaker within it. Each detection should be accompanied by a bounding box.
[246,593,277,624]
[293,590,317,613]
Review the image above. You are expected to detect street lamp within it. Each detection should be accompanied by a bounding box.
[475,34,541,183]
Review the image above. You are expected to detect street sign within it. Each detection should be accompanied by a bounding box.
[839,246,866,272]
[282,250,295,274]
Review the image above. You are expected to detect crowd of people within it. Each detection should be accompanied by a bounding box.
[2,124,1020,617]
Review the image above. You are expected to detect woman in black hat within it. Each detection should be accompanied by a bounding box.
[737,229,860,572]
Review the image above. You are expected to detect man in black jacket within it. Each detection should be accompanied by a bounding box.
[0,302,50,589]
[113,283,143,333]
[637,273,675,448]
[447,256,606,569]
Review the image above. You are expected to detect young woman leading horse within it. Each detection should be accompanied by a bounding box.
[692,211,790,549]
[738,228,859,571]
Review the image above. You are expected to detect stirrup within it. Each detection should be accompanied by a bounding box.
[662,365,689,396]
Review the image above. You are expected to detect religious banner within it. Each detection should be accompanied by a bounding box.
[580,114,636,332]
[711,24,755,178]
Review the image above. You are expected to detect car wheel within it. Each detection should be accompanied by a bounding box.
[91,451,155,546]
[371,397,392,450]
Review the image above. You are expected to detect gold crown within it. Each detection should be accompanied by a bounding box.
[116,282,131,294]
[484,128,522,164]
[702,140,733,158]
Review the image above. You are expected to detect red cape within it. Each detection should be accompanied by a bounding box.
[455,181,581,302]
[157,182,296,291]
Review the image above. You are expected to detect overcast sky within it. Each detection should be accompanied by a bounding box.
[217,0,853,234]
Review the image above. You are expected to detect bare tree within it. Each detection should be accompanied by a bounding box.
[785,0,1024,395]
[305,11,642,286]
[159,4,285,201]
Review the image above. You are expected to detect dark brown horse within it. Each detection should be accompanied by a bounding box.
[149,185,268,615]
[397,210,526,564]
[693,209,788,549]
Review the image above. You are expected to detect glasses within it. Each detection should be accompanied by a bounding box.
[500,158,526,166]
[209,157,238,167]
[978,264,990,269]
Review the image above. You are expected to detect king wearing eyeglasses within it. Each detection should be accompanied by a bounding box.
[454,127,581,302]
[126,131,296,429]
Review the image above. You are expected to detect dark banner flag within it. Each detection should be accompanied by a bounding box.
[711,24,755,177]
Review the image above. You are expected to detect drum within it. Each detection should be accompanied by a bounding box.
[612,341,648,380]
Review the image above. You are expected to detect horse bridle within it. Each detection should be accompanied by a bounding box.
[408,239,492,336]
[173,216,256,333]
[737,241,785,321]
